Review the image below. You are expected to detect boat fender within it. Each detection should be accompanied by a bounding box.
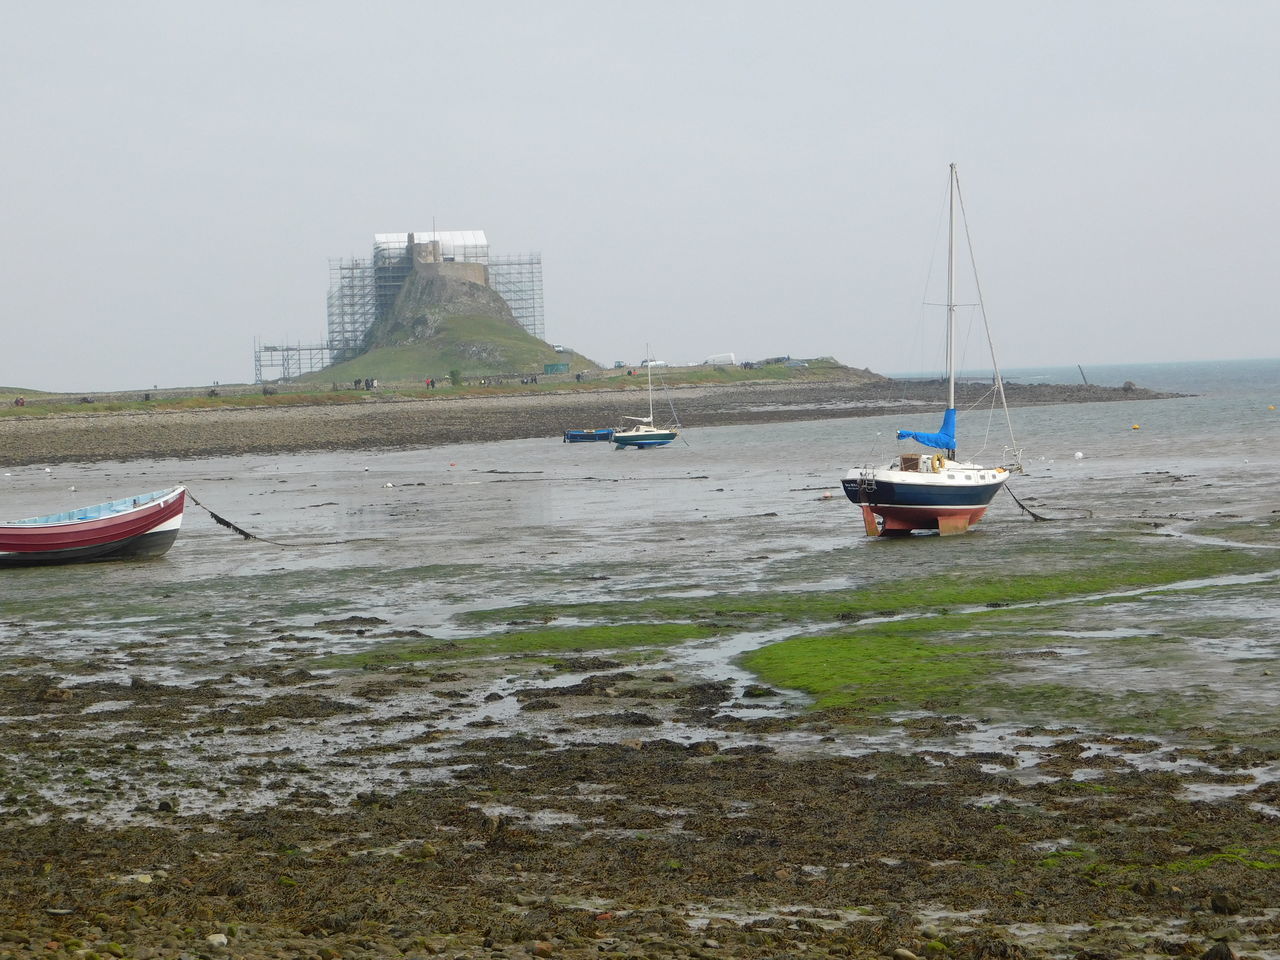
[931,453,946,473]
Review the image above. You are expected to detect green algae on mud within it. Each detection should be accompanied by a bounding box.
[1,561,484,630]
[289,540,1280,739]
[1183,513,1280,545]
[312,621,730,669]
[740,617,1003,708]
[456,545,1280,629]
[740,573,1280,737]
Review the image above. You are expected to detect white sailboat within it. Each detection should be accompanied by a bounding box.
[841,164,1017,536]
[613,352,680,449]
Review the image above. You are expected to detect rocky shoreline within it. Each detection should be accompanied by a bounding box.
[0,379,1174,467]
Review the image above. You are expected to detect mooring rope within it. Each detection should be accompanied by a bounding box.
[1004,483,1093,522]
[184,490,352,546]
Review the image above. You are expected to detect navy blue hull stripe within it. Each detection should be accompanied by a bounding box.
[842,479,1003,509]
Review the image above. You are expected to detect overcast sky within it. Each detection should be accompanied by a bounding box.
[2,1,1276,391]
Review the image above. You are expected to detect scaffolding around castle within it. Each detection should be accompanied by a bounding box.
[255,230,546,383]
[327,258,376,363]
[490,253,545,342]
[253,339,334,383]
[325,237,543,353]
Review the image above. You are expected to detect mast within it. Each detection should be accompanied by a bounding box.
[946,163,957,459]
[646,343,655,423]
[946,163,956,413]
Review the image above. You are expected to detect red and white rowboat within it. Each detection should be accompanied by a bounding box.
[1,486,186,567]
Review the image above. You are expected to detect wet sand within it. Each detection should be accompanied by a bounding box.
[0,378,1173,467]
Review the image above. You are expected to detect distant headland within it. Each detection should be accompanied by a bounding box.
[0,364,1180,468]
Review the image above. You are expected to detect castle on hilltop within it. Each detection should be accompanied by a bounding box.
[254,229,544,382]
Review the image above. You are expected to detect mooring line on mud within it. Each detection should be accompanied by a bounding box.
[1004,483,1092,522]
[482,474,711,483]
[184,489,353,546]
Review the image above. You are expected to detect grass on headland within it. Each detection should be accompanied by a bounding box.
[0,390,374,419]
[0,360,853,420]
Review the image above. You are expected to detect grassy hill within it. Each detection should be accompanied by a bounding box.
[302,271,596,384]
[309,313,594,384]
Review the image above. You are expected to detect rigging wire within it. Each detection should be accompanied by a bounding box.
[954,170,1022,472]
[651,362,689,446]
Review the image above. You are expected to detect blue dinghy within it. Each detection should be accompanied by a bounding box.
[563,428,615,443]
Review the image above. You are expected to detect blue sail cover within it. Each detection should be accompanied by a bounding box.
[897,408,956,451]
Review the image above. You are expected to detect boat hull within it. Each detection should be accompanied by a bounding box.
[614,430,678,449]
[842,470,1006,536]
[563,428,615,443]
[0,487,186,567]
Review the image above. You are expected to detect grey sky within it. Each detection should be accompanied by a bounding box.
[2,1,1276,392]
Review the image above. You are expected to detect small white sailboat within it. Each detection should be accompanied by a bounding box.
[614,353,680,449]
[842,164,1018,536]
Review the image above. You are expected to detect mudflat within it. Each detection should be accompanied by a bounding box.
[7,376,1269,960]
[3,598,1278,960]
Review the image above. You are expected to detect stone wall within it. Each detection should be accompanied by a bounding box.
[409,241,489,286]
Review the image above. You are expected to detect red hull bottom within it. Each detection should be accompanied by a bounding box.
[0,527,181,567]
[862,504,991,537]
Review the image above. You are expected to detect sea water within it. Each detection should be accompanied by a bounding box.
[995,356,1280,396]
